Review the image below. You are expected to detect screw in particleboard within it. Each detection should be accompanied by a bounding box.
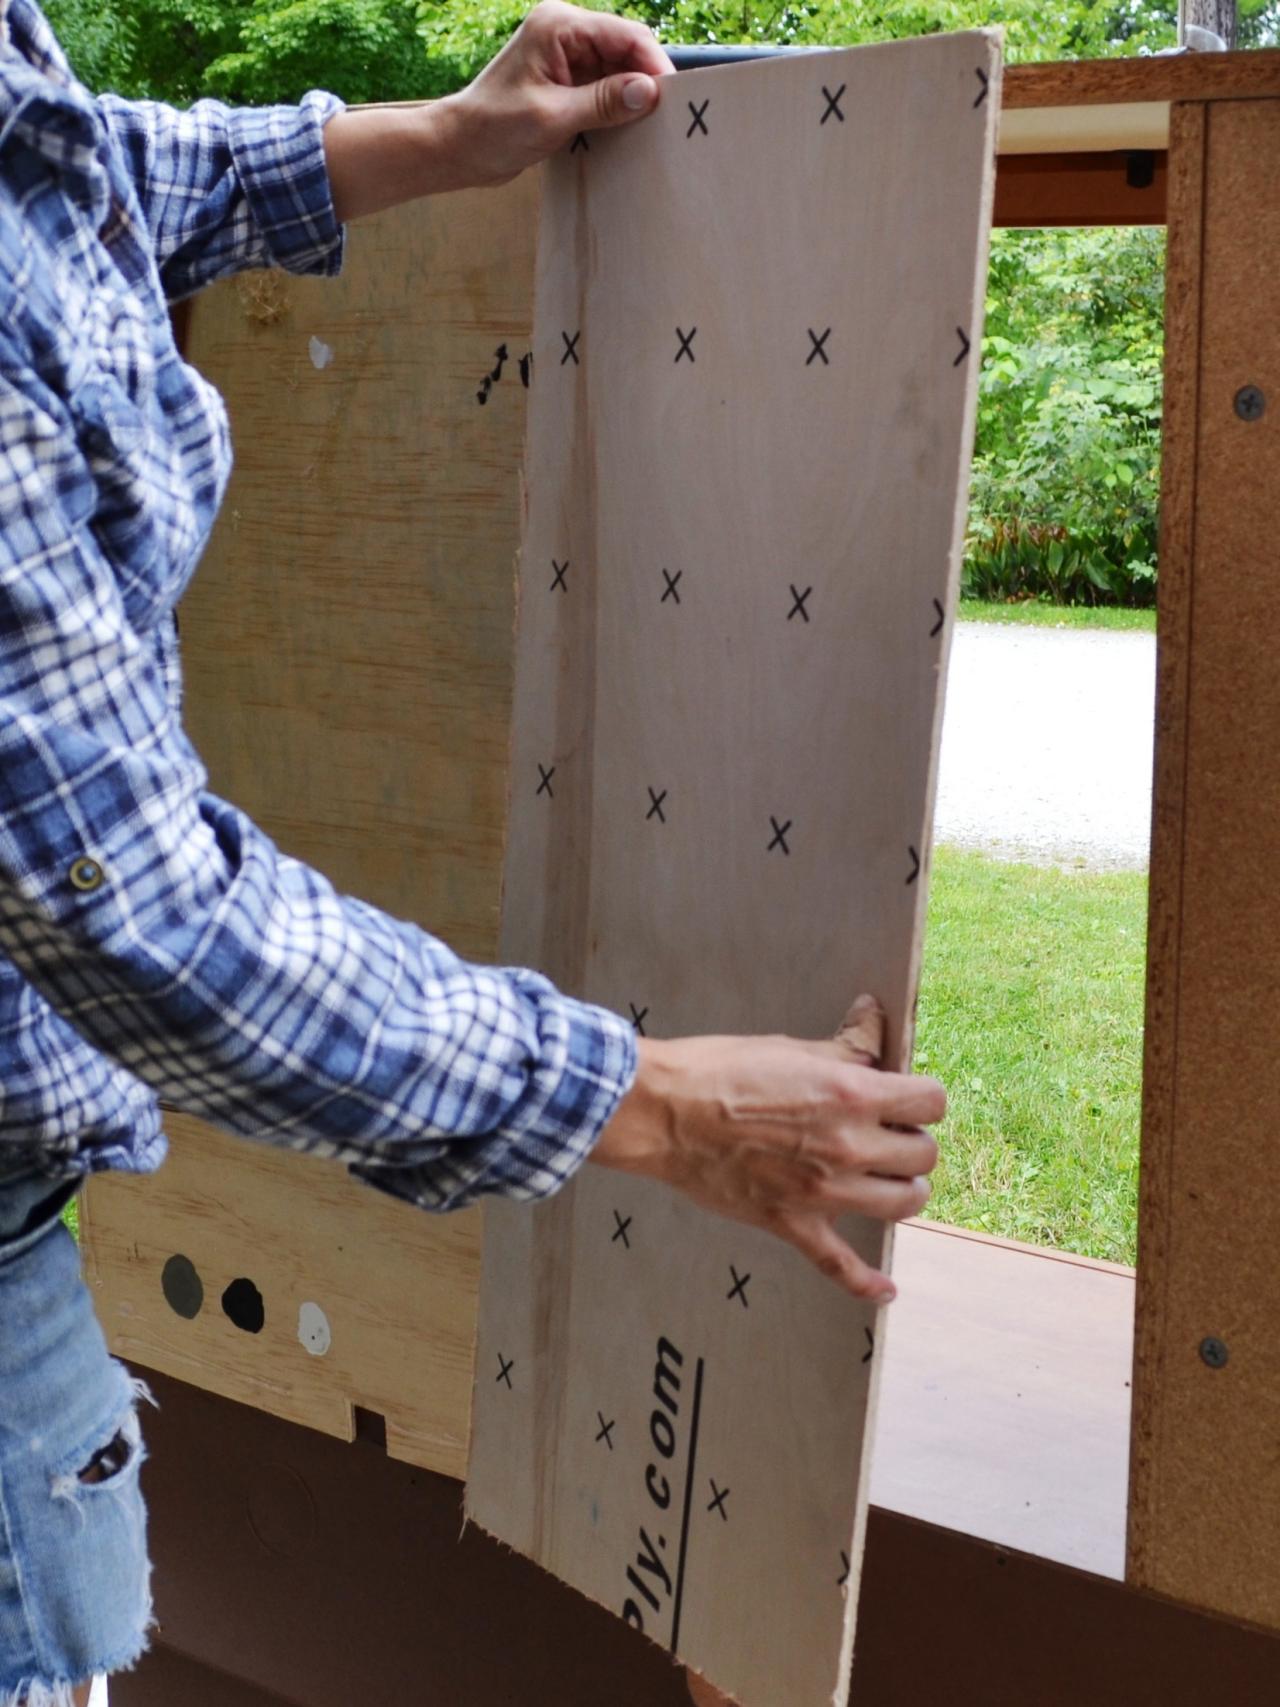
[1199,1336,1230,1370]
[1234,385,1266,422]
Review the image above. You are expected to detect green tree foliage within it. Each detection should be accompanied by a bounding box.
[967,227,1165,607]
[40,0,1279,603]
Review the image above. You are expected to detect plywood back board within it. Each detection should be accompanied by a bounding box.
[1128,97,1280,1632]
[82,1114,479,1476]
[82,179,541,1460]
[466,37,1000,1707]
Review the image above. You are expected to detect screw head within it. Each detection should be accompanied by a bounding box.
[1234,385,1266,422]
[1199,1335,1230,1370]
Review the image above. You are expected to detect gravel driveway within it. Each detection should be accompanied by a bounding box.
[934,622,1156,872]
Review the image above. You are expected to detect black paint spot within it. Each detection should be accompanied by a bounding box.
[161,1253,204,1320]
[221,1276,265,1334]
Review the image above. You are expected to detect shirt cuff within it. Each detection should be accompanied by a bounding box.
[226,90,346,277]
[493,980,639,1200]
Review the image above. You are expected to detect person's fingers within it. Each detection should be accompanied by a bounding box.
[833,993,884,1067]
[780,1214,896,1303]
[814,1171,932,1220]
[869,1071,947,1126]
[846,1124,940,1181]
[557,68,661,132]
[537,1,676,79]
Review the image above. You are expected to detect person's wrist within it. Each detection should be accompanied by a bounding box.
[590,1036,678,1179]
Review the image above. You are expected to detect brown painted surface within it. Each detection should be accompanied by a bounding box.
[1129,98,1280,1630]
[994,150,1167,226]
[112,1372,1280,1707]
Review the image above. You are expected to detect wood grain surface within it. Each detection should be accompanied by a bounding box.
[1128,97,1280,1631]
[83,1115,480,1476]
[466,36,1000,1707]
[82,180,541,1462]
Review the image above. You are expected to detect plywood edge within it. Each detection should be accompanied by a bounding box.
[1126,98,1208,1592]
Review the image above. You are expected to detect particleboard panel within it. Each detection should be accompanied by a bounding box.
[466,36,999,1707]
[1128,98,1280,1630]
[82,1115,480,1477]
[83,180,542,1448]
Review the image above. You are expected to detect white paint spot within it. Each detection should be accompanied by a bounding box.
[298,1301,331,1357]
[308,335,334,370]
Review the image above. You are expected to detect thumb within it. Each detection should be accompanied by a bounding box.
[833,994,885,1068]
[569,72,661,134]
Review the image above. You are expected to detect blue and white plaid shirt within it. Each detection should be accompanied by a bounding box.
[0,0,636,1209]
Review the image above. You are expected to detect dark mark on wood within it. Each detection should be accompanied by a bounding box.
[821,82,846,125]
[806,327,831,366]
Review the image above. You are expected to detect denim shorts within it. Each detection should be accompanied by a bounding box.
[0,1172,153,1706]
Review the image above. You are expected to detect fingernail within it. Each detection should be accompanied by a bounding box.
[878,1284,897,1304]
[623,75,655,111]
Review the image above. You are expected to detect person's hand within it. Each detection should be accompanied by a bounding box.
[440,1,676,187]
[590,996,943,1303]
[323,3,673,221]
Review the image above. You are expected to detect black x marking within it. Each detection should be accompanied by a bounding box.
[906,845,921,886]
[571,130,590,153]
[612,1209,633,1248]
[862,1327,875,1365]
[838,1550,851,1587]
[646,787,668,823]
[727,1265,751,1307]
[973,67,989,108]
[661,568,683,605]
[561,330,581,366]
[954,326,971,367]
[550,558,569,593]
[687,98,709,138]
[930,597,945,638]
[536,764,555,799]
[821,83,846,125]
[519,351,534,388]
[629,1003,649,1036]
[675,326,697,364]
[768,816,792,856]
[496,1353,514,1388]
[787,585,812,624]
[596,1411,616,1449]
[806,327,831,367]
[708,1480,730,1521]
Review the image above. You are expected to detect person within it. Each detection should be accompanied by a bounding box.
[0,2,944,1701]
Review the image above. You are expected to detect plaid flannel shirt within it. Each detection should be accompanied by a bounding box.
[0,0,636,1208]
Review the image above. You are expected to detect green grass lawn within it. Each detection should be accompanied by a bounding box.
[915,847,1146,1266]
[958,598,1156,633]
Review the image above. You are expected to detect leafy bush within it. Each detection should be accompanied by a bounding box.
[965,227,1165,607]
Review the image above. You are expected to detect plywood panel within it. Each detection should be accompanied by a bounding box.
[83,1116,480,1476]
[179,176,539,961]
[1128,99,1280,1629]
[81,181,542,1445]
[466,37,999,1707]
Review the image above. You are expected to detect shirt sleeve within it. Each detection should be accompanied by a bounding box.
[0,365,638,1211]
[95,91,346,301]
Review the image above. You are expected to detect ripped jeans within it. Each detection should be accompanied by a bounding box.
[0,1174,152,1706]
